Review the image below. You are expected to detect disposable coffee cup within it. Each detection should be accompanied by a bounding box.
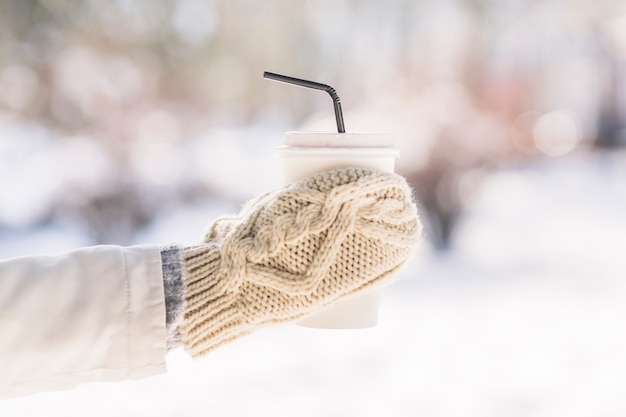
[277,131,399,329]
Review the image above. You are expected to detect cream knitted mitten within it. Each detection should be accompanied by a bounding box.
[180,168,421,357]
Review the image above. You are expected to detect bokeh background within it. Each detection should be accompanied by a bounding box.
[1,0,626,416]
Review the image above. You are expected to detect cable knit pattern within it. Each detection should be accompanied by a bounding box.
[180,168,421,357]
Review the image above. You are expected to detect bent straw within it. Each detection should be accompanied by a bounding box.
[264,71,346,133]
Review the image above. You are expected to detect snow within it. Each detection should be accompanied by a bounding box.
[1,150,625,416]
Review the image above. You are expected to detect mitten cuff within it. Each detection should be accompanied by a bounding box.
[179,243,249,357]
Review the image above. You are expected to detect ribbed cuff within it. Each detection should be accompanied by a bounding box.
[179,243,247,357]
[160,244,186,352]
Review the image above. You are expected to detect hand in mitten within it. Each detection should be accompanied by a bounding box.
[180,168,421,357]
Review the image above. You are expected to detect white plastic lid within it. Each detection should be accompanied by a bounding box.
[284,131,394,148]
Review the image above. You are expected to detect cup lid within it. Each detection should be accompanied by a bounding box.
[284,131,393,148]
[276,146,399,158]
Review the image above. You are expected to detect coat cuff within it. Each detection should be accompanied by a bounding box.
[0,244,167,399]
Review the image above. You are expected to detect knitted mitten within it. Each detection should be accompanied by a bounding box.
[180,168,421,357]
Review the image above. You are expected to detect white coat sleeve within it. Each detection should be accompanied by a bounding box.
[0,245,167,399]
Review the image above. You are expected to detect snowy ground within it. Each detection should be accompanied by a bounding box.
[1,150,625,416]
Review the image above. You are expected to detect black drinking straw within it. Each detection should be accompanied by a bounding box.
[263,71,346,133]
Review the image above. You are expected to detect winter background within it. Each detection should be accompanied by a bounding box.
[1,0,626,416]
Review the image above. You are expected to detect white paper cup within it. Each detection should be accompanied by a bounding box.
[277,132,399,329]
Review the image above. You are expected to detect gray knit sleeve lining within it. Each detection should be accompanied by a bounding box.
[160,243,186,352]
